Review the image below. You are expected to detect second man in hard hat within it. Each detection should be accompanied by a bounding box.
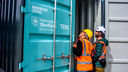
[92,26,109,72]
[73,29,94,72]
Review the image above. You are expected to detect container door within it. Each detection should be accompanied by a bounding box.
[22,0,75,72]
[105,0,128,72]
[23,0,54,72]
[55,0,72,72]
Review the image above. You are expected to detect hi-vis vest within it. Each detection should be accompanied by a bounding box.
[93,41,107,60]
[76,38,93,71]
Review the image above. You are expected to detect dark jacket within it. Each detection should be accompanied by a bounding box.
[92,38,109,68]
[73,39,83,56]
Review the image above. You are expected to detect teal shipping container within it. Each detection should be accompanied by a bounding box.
[21,0,75,72]
[3,0,128,72]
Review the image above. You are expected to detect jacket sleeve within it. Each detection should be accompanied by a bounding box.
[73,40,83,56]
[93,43,103,61]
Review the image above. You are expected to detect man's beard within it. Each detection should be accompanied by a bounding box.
[95,34,99,38]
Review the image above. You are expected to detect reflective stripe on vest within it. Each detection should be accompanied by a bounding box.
[99,57,104,60]
[93,41,107,60]
[77,61,92,64]
[81,39,91,56]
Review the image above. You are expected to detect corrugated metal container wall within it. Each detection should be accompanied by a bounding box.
[105,0,128,72]
[0,0,23,72]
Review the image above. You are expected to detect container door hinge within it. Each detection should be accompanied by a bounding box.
[21,6,31,13]
[19,62,27,70]
[72,35,75,42]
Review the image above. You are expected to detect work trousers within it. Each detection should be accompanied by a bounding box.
[94,67,104,72]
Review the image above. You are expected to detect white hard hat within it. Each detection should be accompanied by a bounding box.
[95,26,106,34]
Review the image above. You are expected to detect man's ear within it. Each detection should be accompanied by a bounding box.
[99,32,102,36]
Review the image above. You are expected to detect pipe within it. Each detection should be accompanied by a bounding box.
[69,0,72,72]
[53,0,57,72]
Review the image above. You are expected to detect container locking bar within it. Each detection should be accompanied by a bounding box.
[56,53,70,59]
[36,55,53,62]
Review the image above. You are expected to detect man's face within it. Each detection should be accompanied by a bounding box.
[79,32,86,39]
[95,31,100,38]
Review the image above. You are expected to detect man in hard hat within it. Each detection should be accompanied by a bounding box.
[92,26,109,72]
[73,29,94,72]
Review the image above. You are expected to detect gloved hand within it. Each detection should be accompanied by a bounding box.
[99,58,106,68]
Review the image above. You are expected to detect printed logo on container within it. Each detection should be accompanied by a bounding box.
[39,19,54,32]
[31,16,70,32]
[60,24,69,30]
[32,5,48,14]
[31,16,54,32]
[31,16,39,26]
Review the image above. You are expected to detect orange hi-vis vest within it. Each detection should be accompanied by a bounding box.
[93,41,107,60]
[76,38,93,71]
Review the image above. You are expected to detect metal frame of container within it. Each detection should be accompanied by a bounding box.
[105,0,128,72]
